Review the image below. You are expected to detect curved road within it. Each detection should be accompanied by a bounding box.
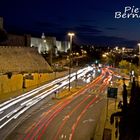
[5,68,112,140]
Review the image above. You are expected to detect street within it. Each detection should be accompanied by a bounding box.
[4,68,112,140]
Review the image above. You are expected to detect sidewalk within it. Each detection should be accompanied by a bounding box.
[94,99,121,140]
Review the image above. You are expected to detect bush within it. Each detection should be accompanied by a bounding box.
[6,72,12,79]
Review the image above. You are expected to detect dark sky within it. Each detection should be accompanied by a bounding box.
[0,0,140,47]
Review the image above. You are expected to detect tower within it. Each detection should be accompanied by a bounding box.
[0,17,3,29]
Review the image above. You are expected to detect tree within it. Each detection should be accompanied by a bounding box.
[119,60,138,76]
[110,79,140,140]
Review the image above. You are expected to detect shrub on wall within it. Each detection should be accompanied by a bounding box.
[6,72,12,79]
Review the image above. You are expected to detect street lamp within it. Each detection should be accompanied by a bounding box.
[122,47,125,60]
[68,32,75,91]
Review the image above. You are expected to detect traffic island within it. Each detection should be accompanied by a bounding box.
[52,86,82,100]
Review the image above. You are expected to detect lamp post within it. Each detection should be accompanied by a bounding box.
[68,32,75,91]
[122,47,125,60]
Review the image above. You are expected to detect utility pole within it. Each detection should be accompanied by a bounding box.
[68,32,75,91]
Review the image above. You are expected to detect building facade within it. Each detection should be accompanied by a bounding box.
[31,35,70,54]
[0,17,70,53]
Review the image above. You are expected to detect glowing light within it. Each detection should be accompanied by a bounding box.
[68,32,75,37]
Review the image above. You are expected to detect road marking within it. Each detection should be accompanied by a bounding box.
[0,111,3,114]
[69,134,72,140]
[89,104,93,108]
[61,134,64,138]
[89,118,95,122]
[60,134,67,139]
[83,118,95,123]
[83,120,88,123]
[63,115,70,121]
[40,112,48,117]
[95,101,99,103]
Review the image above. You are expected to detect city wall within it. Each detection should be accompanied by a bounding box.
[0,73,55,98]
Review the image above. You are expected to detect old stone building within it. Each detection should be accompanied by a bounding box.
[31,34,70,54]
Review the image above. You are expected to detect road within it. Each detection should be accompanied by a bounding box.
[0,66,99,139]
[5,68,112,140]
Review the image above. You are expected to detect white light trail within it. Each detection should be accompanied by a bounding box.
[0,66,96,129]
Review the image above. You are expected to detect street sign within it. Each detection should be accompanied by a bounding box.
[107,87,118,99]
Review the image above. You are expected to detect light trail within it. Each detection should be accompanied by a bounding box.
[53,95,92,140]
[0,66,96,129]
[19,68,118,140]
[0,67,88,109]
[53,77,110,140]
[69,96,98,140]
[22,71,105,140]
[23,71,108,140]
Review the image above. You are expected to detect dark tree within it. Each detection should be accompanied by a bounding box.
[110,78,140,140]
[122,79,128,112]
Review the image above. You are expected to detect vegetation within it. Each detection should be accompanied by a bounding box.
[110,78,140,140]
[119,60,138,76]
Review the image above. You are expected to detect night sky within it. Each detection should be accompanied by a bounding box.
[0,0,140,47]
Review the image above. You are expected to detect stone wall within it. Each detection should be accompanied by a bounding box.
[0,46,52,73]
[0,34,31,47]
[0,73,54,95]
